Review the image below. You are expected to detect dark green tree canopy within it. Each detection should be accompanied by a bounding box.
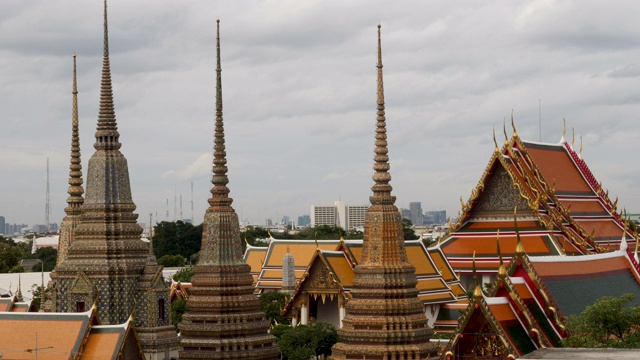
[564,293,640,348]
[153,221,202,262]
[273,321,339,360]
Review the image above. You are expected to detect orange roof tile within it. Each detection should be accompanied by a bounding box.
[558,199,607,215]
[532,255,635,278]
[265,240,338,268]
[573,219,623,240]
[443,235,554,257]
[525,144,592,194]
[0,312,91,359]
[80,327,124,360]
[324,255,355,287]
[244,246,267,273]
[415,278,448,292]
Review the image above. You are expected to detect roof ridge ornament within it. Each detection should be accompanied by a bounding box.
[497,230,506,279]
[493,126,499,152]
[514,207,525,256]
[472,250,482,299]
[503,118,509,145]
[511,110,517,138]
[561,118,566,143]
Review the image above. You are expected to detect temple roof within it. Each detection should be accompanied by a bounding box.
[446,229,640,358]
[0,306,142,360]
[441,125,635,272]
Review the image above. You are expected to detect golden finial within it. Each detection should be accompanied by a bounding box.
[579,135,583,156]
[472,250,482,298]
[244,236,248,246]
[613,196,619,213]
[314,231,319,249]
[514,207,525,255]
[503,119,508,145]
[571,127,575,148]
[286,244,290,254]
[493,126,499,152]
[511,110,517,137]
[634,228,639,256]
[129,298,137,322]
[562,118,566,139]
[497,230,506,278]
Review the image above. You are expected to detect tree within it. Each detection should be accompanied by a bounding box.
[157,254,186,267]
[153,221,203,261]
[172,265,194,283]
[259,291,290,326]
[30,283,50,312]
[276,321,339,359]
[403,218,419,240]
[30,247,57,272]
[564,293,640,348]
[170,298,188,331]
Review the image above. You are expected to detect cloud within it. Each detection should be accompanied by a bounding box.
[162,153,212,181]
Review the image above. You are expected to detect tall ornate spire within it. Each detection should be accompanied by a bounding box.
[55,54,85,268]
[95,0,120,151]
[331,25,437,360]
[178,19,279,360]
[66,54,84,215]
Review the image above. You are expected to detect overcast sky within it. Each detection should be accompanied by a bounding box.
[2,0,640,228]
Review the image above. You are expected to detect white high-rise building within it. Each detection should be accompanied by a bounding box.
[311,205,337,226]
[312,202,368,230]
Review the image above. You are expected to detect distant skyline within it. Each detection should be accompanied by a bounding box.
[2,1,640,226]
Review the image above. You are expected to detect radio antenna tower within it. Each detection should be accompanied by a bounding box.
[180,194,183,221]
[45,157,50,232]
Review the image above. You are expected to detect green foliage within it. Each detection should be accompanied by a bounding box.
[403,218,419,240]
[157,254,186,267]
[30,284,50,312]
[564,293,640,348]
[275,321,339,359]
[259,291,290,326]
[30,247,58,272]
[153,221,202,262]
[9,264,24,273]
[170,298,188,331]
[172,266,194,282]
[0,236,32,273]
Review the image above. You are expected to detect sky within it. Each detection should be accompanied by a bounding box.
[2,0,640,228]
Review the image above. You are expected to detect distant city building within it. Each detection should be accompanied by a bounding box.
[312,202,368,229]
[311,205,338,227]
[281,216,291,226]
[400,208,411,221]
[409,202,423,226]
[424,210,447,225]
[0,216,4,235]
[265,219,273,227]
[297,215,311,227]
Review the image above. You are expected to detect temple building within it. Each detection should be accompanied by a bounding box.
[50,2,178,359]
[177,19,279,360]
[440,120,635,289]
[443,217,640,359]
[0,304,145,359]
[329,25,438,359]
[243,238,467,333]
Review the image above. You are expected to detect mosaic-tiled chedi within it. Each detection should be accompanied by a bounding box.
[178,19,279,360]
[53,1,177,357]
[57,53,84,268]
[330,25,438,359]
[46,54,84,313]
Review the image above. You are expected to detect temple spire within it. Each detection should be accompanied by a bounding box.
[65,53,84,215]
[370,24,393,205]
[178,19,279,359]
[94,0,120,151]
[208,18,232,209]
[330,24,437,359]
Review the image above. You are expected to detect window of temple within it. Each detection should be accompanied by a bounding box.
[76,301,85,313]
[158,298,165,320]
